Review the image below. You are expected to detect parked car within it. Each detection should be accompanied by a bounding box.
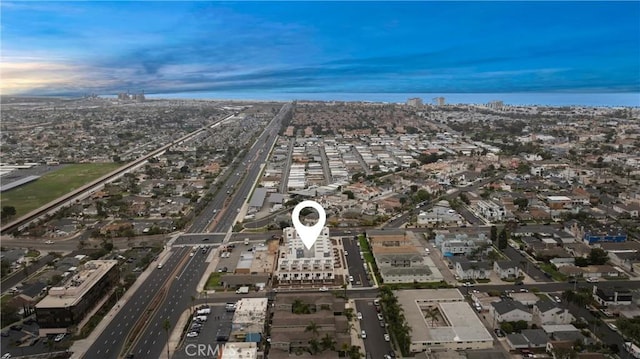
[377,313,384,321]
[360,330,367,339]
[384,333,390,341]
[357,312,363,320]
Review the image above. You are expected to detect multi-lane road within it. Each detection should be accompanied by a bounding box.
[81,104,289,358]
[81,104,290,359]
[84,247,192,358]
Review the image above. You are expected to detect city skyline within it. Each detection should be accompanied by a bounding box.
[2,1,639,102]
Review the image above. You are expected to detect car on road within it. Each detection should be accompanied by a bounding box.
[318,287,328,292]
[344,251,348,256]
[360,330,367,339]
[202,238,209,241]
[186,332,199,338]
[586,277,599,283]
[45,240,54,244]
[384,333,390,341]
[607,323,618,332]
[357,312,362,320]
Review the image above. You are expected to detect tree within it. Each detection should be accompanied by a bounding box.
[490,225,498,243]
[425,307,439,327]
[588,248,609,265]
[1,206,16,220]
[162,319,171,359]
[320,333,336,351]
[343,190,355,200]
[305,321,319,337]
[514,197,529,210]
[498,227,508,250]
[550,345,577,359]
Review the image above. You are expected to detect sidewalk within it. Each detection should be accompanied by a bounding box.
[69,239,177,359]
[346,300,365,351]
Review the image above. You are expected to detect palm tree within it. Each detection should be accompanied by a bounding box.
[320,333,336,351]
[340,342,351,356]
[425,307,439,327]
[305,321,319,337]
[162,319,171,359]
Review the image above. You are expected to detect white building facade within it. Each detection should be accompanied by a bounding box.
[275,226,335,284]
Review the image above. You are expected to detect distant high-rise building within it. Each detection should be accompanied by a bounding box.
[117,91,145,101]
[488,100,504,110]
[406,97,423,107]
[433,97,445,106]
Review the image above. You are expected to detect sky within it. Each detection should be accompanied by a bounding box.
[1,1,639,104]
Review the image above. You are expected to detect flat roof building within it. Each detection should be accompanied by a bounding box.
[36,260,118,335]
[231,298,269,341]
[220,342,258,359]
[396,289,493,353]
[276,226,334,284]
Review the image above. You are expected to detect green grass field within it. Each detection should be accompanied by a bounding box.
[1,163,122,218]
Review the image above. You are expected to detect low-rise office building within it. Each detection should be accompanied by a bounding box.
[35,260,118,335]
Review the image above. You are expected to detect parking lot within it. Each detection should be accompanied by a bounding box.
[173,304,234,359]
[1,321,71,357]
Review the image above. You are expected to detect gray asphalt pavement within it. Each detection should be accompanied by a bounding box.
[343,237,371,287]
[121,104,289,358]
[356,299,393,358]
[82,247,191,358]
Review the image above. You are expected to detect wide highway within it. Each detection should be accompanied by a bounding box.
[115,104,290,359]
[83,247,191,358]
[82,104,288,359]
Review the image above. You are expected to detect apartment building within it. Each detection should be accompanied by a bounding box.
[275,226,334,284]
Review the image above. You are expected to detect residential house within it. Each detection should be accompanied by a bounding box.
[435,232,491,257]
[506,329,549,350]
[493,261,521,279]
[490,300,532,327]
[592,286,632,306]
[417,202,464,227]
[454,258,492,280]
[533,300,575,325]
[583,265,619,279]
[474,199,507,221]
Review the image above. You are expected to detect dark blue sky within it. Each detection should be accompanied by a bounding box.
[2,1,639,97]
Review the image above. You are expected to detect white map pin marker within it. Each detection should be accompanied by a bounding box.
[292,200,326,250]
